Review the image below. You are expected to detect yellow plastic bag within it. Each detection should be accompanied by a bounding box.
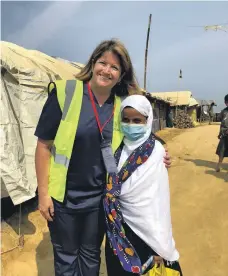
[145,263,181,276]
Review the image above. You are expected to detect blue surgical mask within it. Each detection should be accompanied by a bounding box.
[121,123,147,141]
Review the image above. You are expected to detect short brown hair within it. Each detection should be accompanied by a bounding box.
[75,39,141,97]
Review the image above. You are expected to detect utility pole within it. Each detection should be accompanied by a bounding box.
[144,14,152,91]
[176,69,182,116]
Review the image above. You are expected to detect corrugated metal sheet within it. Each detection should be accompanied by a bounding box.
[196,99,209,106]
[208,100,217,105]
[196,99,217,106]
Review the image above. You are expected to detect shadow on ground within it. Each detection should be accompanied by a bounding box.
[185,158,228,182]
[205,169,228,182]
[1,196,38,235]
[36,231,54,276]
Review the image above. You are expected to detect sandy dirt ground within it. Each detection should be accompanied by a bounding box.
[1,125,228,276]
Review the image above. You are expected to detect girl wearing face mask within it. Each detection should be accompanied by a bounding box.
[103,95,183,276]
[35,39,172,276]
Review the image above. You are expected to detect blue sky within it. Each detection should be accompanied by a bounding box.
[1,1,228,111]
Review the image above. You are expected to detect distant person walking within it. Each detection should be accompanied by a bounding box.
[167,106,174,128]
[208,102,215,125]
[216,94,228,172]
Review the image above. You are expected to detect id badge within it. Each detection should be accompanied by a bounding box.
[100,140,118,173]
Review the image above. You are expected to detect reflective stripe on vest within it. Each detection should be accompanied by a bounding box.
[62,80,76,120]
[51,145,70,168]
[48,79,123,202]
[50,80,78,168]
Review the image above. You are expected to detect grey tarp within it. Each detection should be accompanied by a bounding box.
[0,41,83,205]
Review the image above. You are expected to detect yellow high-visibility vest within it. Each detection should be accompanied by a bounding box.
[48,80,124,202]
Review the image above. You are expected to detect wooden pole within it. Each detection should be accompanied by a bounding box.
[177,75,180,115]
[200,105,202,123]
[144,14,152,91]
[176,69,182,116]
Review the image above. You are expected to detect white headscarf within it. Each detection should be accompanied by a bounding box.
[120,95,153,151]
[118,95,180,261]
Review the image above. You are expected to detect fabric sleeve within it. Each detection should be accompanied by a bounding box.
[34,88,62,140]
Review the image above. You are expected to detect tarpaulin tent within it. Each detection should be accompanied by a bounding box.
[151,91,193,107]
[1,41,83,205]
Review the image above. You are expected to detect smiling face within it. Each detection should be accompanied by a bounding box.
[90,51,122,90]
[122,107,147,125]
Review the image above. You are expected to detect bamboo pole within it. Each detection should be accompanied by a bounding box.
[144,14,152,91]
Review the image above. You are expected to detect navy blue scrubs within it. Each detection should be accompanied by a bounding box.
[35,83,114,276]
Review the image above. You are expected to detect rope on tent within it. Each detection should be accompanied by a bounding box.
[0,204,24,255]
[18,204,25,249]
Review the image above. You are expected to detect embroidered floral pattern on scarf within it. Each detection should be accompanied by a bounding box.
[103,135,155,274]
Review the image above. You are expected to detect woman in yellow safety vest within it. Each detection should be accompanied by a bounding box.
[35,39,171,276]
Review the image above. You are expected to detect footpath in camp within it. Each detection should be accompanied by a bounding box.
[1,124,227,276]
